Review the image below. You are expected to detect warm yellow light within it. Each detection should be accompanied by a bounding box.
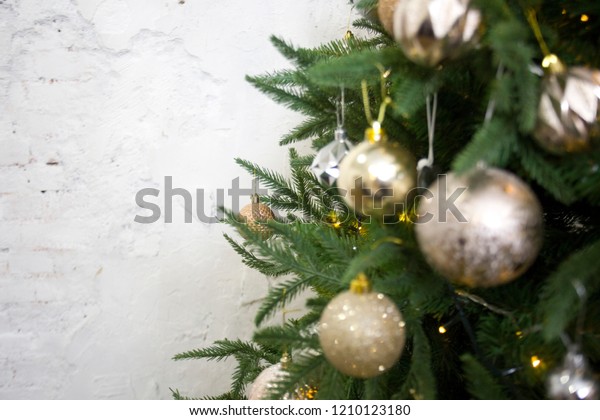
[581,14,589,22]
[515,330,523,338]
[561,9,566,15]
[531,355,541,368]
[438,326,447,334]
[333,222,341,229]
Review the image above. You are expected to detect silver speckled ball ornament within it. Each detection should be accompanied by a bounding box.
[337,125,416,217]
[393,0,482,67]
[534,66,600,154]
[415,167,543,288]
[548,346,598,400]
[319,275,406,378]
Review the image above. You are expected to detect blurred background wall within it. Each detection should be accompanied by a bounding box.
[0,0,358,399]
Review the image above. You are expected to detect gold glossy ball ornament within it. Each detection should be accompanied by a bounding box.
[319,274,406,378]
[393,0,482,67]
[415,167,543,288]
[533,66,600,154]
[377,0,401,35]
[337,124,417,217]
[239,194,275,238]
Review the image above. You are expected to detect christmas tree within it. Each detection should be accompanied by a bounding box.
[172,0,600,400]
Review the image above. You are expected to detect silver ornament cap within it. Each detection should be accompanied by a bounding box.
[534,66,600,154]
[415,167,544,287]
[310,128,354,186]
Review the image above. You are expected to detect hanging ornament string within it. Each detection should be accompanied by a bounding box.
[416,92,438,188]
[417,92,438,171]
[335,85,346,129]
[523,7,564,73]
[484,63,505,124]
[360,65,392,128]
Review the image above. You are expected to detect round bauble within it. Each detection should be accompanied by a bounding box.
[337,138,416,217]
[548,347,598,400]
[533,66,600,154]
[393,0,482,67]
[377,0,400,35]
[415,167,543,288]
[239,195,275,239]
[310,128,354,186]
[247,362,286,400]
[319,287,406,378]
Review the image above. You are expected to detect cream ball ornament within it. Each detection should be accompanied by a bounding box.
[415,167,544,288]
[319,274,406,378]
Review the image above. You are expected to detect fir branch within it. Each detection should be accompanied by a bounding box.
[172,339,266,362]
[254,276,314,327]
[363,375,389,400]
[400,323,436,399]
[538,239,600,340]
[452,119,517,173]
[234,158,296,199]
[264,353,326,400]
[253,324,320,351]
[223,234,289,277]
[279,116,333,145]
[517,143,576,205]
[460,354,508,399]
[315,365,351,400]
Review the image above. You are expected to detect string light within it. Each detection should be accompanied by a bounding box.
[438,326,447,334]
[531,355,542,368]
[580,14,589,22]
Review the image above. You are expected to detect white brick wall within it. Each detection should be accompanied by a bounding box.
[0,0,358,399]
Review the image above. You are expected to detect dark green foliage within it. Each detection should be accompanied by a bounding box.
[174,0,600,400]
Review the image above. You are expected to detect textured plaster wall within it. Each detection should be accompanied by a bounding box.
[0,0,358,399]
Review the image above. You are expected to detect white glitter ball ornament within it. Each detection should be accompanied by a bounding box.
[247,362,286,400]
[319,274,406,378]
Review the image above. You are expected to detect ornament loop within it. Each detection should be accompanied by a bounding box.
[484,63,505,124]
[349,273,372,294]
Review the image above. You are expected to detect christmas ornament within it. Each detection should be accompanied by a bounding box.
[377,0,400,35]
[310,128,354,186]
[415,167,543,288]
[533,66,600,154]
[239,194,275,238]
[248,354,318,400]
[548,346,598,400]
[248,361,287,400]
[392,0,482,67]
[337,123,416,217]
[319,273,406,378]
